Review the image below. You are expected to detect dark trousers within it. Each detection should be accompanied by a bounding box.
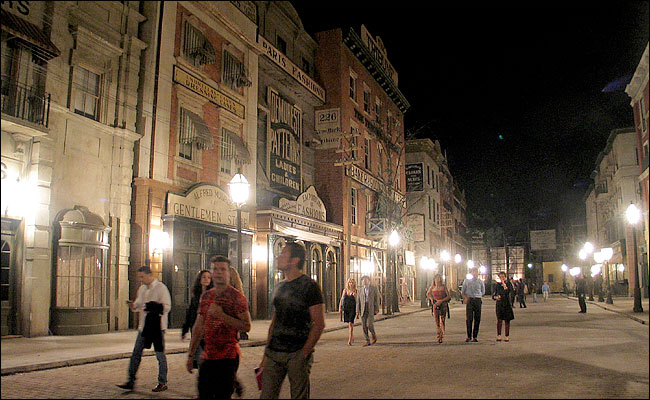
[578,293,587,313]
[465,298,482,339]
[198,357,239,399]
[518,294,527,308]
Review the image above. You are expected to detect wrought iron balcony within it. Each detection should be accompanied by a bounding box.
[1,76,50,128]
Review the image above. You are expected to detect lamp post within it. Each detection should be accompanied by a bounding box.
[581,243,595,301]
[420,256,430,308]
[228,168,250,286]
[594,251,605,302]
[561,264,568,295]
[440,250,451,292]
[454,253,462,301]
[625,203,644,313]
[388,229,401,314]
[601,247,613,304]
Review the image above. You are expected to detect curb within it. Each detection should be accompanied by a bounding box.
[1,306,430,376]
[566,296,648,325]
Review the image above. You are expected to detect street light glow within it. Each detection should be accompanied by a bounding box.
[228,170,250,206]
[625,203,641,225]
[590,264,602,275]
[578,249,587,260]
[569,267,581,277]
[601,247,613,261]
[479,265,487,274]
[583,242,594,254]
[528,263,533,269]
[465,273,473,280]
[561,264,568,272]
[467,260,475,269]
[440,250,451,262]
[454,254,462,264]
[389,230,400,247]
[593,251,604,264]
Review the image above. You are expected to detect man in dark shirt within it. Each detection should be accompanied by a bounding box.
[259,242,325,399]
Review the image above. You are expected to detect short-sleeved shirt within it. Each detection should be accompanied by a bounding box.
[198,286,248,360]
[268,274,324,353]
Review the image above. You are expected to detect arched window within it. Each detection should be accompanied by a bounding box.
[55,206,110,308]
[310,245,322,285]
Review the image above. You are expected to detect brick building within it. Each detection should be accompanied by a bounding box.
[313,25,409,311]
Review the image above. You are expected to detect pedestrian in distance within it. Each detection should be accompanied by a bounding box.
[531,282,538,303]
[186,256,251,400]
[576,272,588,313]
[541,281,550,302]
[492,271,514,342]
[462,268,485,342]
[426,274,451,343]
[259,242,325,399]
[357,275,381,347]
[182,270,213,372]
[517,278,527,308]
[117,265,171,393]
[508,277,517,306]
[338,277,358,346]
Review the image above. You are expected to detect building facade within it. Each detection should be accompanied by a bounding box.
[584,128,641,296]
[625,43,649,298]
[131,1,259,327]
[313,25,409,312]
[253,1,342,317]
[1,1,144,336]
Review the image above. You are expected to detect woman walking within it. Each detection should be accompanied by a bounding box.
[493,271,515,342]
[339,278,358,345]
[181,270,213,368]
[426,274,451,343]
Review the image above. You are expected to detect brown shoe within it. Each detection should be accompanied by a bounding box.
[371,336,377,345]
[152,384,168,392]
[363,341,371,347]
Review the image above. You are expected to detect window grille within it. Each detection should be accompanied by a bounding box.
[220,128,235,174]
[223,50,251,90]
[183,21,217,66]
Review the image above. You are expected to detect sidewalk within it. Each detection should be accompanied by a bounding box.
[565,294,650,325]
[1,302,433,376]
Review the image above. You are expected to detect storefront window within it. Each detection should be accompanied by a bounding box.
[56,245,107,307]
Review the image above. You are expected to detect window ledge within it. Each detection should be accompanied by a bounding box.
[174,155,203,171]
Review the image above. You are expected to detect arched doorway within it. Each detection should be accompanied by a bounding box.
[309,245,323,286]
[325,247,337,312]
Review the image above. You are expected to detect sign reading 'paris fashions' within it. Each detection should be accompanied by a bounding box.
[268,88,302,198]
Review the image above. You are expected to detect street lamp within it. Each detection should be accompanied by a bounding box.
[454,253,462,301]
[625,203,644,313]
[440,250,451,289]
[561,264,568,294]
[228,168,249,282]
[581,243,595,301]
[601,247,613,304]
[387,229,401,314]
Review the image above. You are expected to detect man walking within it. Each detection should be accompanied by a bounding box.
[462,269,485,342]
[209,255,248,341]
[530,282,538,303]
[357,275,381,346]
[187,256,251,399]
[118,266,171,392]
[260,242,325,399]
[516,278,527,308]
[576,272,587,313]
[541,281,550,302]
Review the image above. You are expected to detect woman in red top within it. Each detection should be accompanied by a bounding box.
[426,274,451,343]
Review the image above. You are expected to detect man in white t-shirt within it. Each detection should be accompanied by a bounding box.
[117,265,171,393]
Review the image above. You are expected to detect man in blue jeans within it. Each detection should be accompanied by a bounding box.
[462,268,485,342]
[117,266,171,392]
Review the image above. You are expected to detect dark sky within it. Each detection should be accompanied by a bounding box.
[291,2,649,236]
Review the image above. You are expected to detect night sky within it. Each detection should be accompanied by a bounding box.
[291,2,649,239]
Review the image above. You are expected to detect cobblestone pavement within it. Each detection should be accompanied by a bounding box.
[2,297,648,399]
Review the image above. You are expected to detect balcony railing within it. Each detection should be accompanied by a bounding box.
[1,76,50,128]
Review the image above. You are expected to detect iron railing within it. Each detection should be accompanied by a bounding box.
[1,75,50,127]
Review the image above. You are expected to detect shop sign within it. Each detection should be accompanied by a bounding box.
[314,108,341,149]
[360,25,398,85]
[258,35,325,102]
[278,185,327,221]
[167,183,248,228]
[405,163,423,192]
[345,164,405,205]
[268,87,302,197]
[405,213,425,242]
[173,65,245,119]
[530,229,556,251]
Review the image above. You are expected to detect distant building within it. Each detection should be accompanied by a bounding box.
[625,43,649,298]
[584,128,638,296]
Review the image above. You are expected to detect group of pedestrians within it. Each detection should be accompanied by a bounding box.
[338,275,381,347]
[117,242,326,399]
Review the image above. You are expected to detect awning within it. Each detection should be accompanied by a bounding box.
[1,9,60,60]
[273,222,340,247]
[223,129,251,164]
[179,108,214,150]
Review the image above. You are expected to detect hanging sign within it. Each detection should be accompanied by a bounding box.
[278,185,327,221]
[405,163,424,192]
[314,108,341,149]
[268,87,302,197]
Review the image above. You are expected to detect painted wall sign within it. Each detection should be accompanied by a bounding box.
[405,213,425,242]
[173,65,245,119]
[314,108,341,149]
[530,229,557,251]
[268,87,302,197]
[278,185,327,221]
[360,24,398,85]
[167,183,248,228]
[405,163,424,192]
[258,34,326,102]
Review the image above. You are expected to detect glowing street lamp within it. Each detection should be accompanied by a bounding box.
[625,203,643,313]
[600,247,614,304]
[229,169,249,286]
[561,264,568,294]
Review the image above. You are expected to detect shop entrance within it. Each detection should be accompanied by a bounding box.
[1,218,20,336]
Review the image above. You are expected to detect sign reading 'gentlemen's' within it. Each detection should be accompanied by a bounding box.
[167,184,249,228]
[268,88,302,197]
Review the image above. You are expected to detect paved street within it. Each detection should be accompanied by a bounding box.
[1,296,648,399]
